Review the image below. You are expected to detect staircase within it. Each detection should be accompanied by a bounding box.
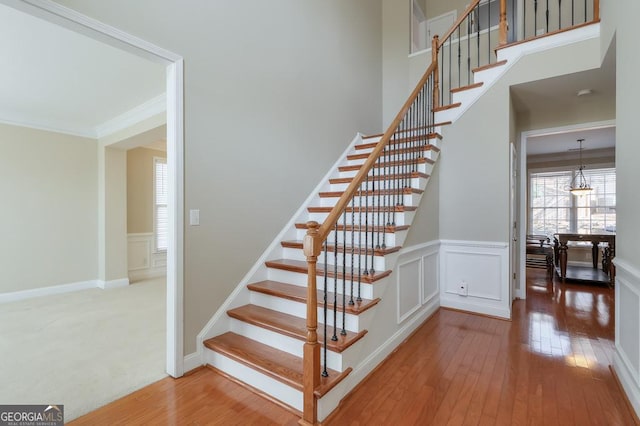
[198,0,601,423]
[202,128,443,415]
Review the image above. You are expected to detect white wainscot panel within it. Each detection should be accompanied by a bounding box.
[440,240,509,319]
[397,258,421,323]
[613,259,640,419]
[422,250,439,304]
[128,233,166,281]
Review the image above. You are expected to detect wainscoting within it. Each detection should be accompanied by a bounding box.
[396,242,439,324]
[127,233,166,282]
[439,240,510,319]
[613,258,640,417]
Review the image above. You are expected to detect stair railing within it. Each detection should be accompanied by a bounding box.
[300,0,600,423]
[300,59,437,425]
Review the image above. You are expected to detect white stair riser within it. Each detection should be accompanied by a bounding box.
[308,210,416,227]
[229,318,345,372]
[451,86,484,106]
[204,349,303,411]
[319,192,422,208]
[354,136,441,152]
[473,64,504,86]
[338,162,432,179]
[266,269,376,300]
[434,107,460,124]
[330,177,429,193]
[282,247,388,272]
[294,229,408,247]
[347,150,438,166]
[249,292,362,333]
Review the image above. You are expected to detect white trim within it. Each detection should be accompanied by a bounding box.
[183,352,203,374]
[439,239,508,249]
[398,239,440,254]
[518,119,616,299]
[196,133,366,358]
[0,280,98,304]
[6,0,186,378]
[0,115,95,138]
[166,59,185,378]
[97,278,130,289]
[613,259,640,418]
[440,240,511,319]
[95,94,167,139]
[615,258,640,282]
[397,257,423,324]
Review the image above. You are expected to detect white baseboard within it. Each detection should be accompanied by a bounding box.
[97,278,130,289]
[129,268,166,282]
[613,258,640,419]
[614,351,640,419]
[183,352,203,373]
[0,280,98,304]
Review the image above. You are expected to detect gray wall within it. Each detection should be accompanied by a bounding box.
[53,0,383,354]
[0,123,98,292]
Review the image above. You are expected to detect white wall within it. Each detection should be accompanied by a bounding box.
[0,123,98,293]
[613,0,640,418]
[52,0,384,354]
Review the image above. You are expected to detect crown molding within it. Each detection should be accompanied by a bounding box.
[95,93,166,139]
[0,114,96,138]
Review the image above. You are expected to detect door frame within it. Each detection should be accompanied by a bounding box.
[518,119,615,300]
[3,0,186,377]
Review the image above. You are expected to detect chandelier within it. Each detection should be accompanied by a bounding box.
[569,138,592,195]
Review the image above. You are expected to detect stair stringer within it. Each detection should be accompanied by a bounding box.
[196,133,366,360]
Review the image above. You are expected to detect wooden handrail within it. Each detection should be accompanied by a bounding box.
[314,60,437,246]
[437,0,481,50]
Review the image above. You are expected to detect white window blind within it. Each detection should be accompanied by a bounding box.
[530,167,616,235]
[154,157,168,252]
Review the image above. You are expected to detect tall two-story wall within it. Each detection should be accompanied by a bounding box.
[52,0,384,355]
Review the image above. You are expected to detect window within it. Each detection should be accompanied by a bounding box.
[530,167,616,235]
[154,157,168,252]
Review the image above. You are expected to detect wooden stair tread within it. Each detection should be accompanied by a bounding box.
[319,187,423,198]
[308,205,417,213]
[203,332,350,396]
[472,59,507,73]
[265,258,391,283]
[355,133,443,150]
[295,223,410,233]
[247,280,381,315]
[281,240,401,256]
[450,82,483,93]
[330,171,429,185]
[227,304,367,353]
[339,157,433,172]
[432,102,462,112]
[347,145,439,161]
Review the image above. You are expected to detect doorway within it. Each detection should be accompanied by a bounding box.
[0,1,185,377]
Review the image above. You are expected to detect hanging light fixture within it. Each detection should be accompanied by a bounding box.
[569,138,592,195]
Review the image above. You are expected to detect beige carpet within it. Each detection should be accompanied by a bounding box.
[0,277,167,421]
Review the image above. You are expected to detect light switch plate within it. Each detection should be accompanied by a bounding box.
[189,209,200,226]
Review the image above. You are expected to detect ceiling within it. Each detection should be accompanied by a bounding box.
[513,44,616,157]
[0,4,166,139]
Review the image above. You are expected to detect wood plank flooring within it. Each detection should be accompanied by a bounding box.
[70,268,636,425]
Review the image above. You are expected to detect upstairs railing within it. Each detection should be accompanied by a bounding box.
[300,0,600,423]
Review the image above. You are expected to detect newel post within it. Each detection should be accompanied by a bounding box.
[300,221,321,426]
[432,35,440,109]
[499,0,508,45]
[594,0,600,21]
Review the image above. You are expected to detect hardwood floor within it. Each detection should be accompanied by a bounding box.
[70,268,636,425]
